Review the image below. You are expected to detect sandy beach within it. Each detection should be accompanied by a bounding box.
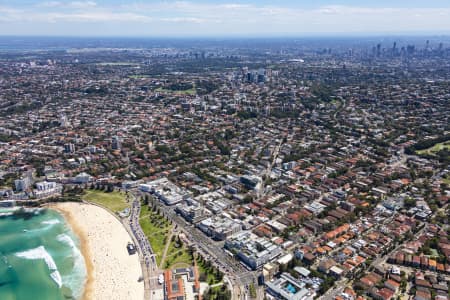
[50,202,144,300]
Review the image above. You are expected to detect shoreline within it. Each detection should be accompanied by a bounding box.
[47,202,144,300]
[50,204,94,300]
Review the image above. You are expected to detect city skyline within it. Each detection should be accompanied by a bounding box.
[0,1,450,37]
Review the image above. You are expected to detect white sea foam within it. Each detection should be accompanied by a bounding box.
[51,270,63,288]
[0,212,14,217]
[56,234,75,249]
[57,234,87,298]
[15,246,57,270]
[25,218,60,234]
[15,246,62,288]
[23,207,44,215]
[41,219,60,225]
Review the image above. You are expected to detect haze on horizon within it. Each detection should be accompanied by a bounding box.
[0,0,450,37]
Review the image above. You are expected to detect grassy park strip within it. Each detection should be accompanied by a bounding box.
[139,206,172,265]
[195,254,223,285]
[82,190,130,212]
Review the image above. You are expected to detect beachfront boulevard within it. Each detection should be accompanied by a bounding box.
[127,193,164,299]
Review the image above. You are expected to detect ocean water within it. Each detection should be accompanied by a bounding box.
[0,207,87,300]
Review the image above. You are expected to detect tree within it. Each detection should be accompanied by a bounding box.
[249,283,257,298]
[404,197,416,209]
[106,184,114,193]
[143,195,149,205]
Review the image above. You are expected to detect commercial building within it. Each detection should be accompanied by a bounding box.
[164,269,185,300]
[33,181,62,198]
[240,175,262,191]
[139,177,191,205]
[73,172,92,184]
[266,272,315,300]
[197,215,242,240]
[225,232,283,270]
[196,191,234,214]
[164,267,200,300]
[35,181,57,191]
[176,201,210,223]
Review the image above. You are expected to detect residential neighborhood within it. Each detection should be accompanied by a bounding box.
[0,37,449,300]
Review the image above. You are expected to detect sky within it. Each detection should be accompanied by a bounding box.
[0,0,450,37]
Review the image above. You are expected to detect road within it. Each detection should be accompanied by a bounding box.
[133,190,260,300]
[319,279,348,300]
[371,223,427,269]
[126,192,163,300]
[259,136,284,199]
[265,138,283,179]
[323,218,428,300]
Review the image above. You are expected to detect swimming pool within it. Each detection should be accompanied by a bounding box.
[286,283,297,294]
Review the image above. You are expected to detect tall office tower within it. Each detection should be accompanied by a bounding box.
[265,68,272,80]
[257,69,266,83]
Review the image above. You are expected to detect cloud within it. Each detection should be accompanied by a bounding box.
[64,12,148,22]
[316,5,398,15]
[37,1,97,8]
[160,17,206,24]
[219,4,252,10]
[33,12,151,23]
[69,1,97,8]
[0,4,149,23]
[38,1,62,7]
[1,2,450,35]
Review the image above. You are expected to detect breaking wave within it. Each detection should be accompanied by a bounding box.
[41,219,61,225]
[57,234,87,298]
[0,212,14,217]
[15,246,62,288]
